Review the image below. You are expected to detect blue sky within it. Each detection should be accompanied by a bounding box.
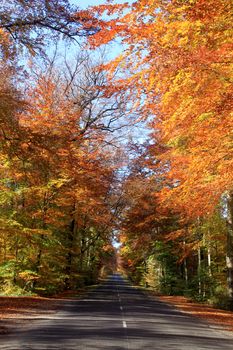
[70,0,126,61]
[71,0,130,9]
[67,0,150,146]
[70,0,108,8]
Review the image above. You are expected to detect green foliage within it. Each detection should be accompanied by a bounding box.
[0,261,16,280]
[0,281,35,296]
[207,285,233,311]
[120,209,230,308]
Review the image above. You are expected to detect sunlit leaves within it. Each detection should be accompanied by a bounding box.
[91,0,233,220]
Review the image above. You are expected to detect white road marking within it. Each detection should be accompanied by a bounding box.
[116,282,130,350]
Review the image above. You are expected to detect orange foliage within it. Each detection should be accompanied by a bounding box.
[91,0,233,220]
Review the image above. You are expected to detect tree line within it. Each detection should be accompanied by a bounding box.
[0,0,121,295]
[0,0,233,310]
[89,0,233,309]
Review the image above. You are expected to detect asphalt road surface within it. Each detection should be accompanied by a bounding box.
[1,274,233,350]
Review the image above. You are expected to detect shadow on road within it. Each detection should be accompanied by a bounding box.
[1,274,233,350]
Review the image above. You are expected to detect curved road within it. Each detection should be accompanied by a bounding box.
[1,274,233,349]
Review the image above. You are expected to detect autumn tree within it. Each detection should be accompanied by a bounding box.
[0,0,131,295]
[0,0,99,56]
[0,0,100,141]
[0,0,100,167]
[90,0,233,303]
[0,48,127,293]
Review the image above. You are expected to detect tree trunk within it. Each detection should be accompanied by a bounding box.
[184,258,188,286]
[65,218,76,289]
[207,246,212,277]
[226,191,233,301]
[197,246,202,296]
[32,234,44,290]
[183,239,188,287]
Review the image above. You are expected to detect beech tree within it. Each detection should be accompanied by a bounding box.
[0,0,125,295]
[0,45,125,293]
[0,0,99,56]
[90,0,233,302]
[0,0,232,305]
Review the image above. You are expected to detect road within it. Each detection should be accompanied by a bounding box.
[1,274,233,349]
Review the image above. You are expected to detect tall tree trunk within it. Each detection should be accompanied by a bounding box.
[226,191,233,302]
[65,218,76,289]
[35,240,43,274]
[183,239,188,287]
[197,246,202,296]
[32,234,44,290]
[13,235,19,284]
[184,258,188,287]
[33,192,49,288]
[207,246,212,277]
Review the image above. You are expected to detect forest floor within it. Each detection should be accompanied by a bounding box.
[0,296,61,335]
[157,295,233,332]
[0,289,88,335]
[0,291,233,335]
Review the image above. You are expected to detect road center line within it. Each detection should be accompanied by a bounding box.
[116,280,130,350]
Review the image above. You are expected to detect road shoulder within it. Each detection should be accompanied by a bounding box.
[156,294,233,332]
